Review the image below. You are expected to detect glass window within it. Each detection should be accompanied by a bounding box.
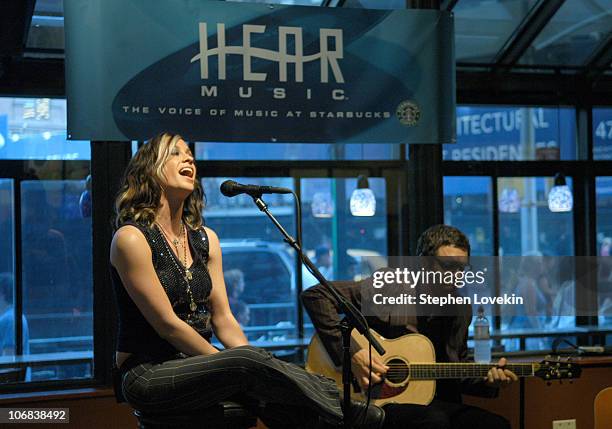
[21,180,93,381]
[518,0,612,67]
[0,97,89,160]
[444,106,576,161]
[301,177,388,285]
[443,177,493,256]
[593,107,612,160]
[27,0,64,52]
[300,177,388,338]
[201,176,388,345]
[0,180,14,278]
[196,142,398,160]
[454,0,538,63]
[497,177,575,351]
[202,177,298,344]
[497,177,574,256]
[596,177,612,327]
[0,180,25,383]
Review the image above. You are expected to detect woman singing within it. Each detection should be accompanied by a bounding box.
[110,133,383,429]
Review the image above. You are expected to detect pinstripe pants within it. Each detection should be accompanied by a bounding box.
[121,345,343,428]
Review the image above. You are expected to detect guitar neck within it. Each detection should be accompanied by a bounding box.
[408,363,535,380]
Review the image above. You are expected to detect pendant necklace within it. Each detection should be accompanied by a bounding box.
[157,220,197,312]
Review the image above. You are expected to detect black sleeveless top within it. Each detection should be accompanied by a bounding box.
[110,221,214,358]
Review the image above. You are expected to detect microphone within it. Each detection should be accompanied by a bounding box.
[220,180,292,197]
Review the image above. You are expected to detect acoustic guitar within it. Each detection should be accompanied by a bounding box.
[306,329,581,406]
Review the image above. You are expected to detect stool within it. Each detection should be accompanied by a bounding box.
[134,401,257,429]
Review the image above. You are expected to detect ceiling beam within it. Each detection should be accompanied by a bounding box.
[494,0,565,67]
[457,69,612,106]
[585,33,612,83]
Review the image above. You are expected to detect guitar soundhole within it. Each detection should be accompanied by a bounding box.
[386,358,409,384]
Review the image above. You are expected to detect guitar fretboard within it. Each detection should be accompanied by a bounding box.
[404,363,534,380]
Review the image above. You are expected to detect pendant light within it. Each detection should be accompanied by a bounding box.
[548,173,573,212]
[350,175,376,217]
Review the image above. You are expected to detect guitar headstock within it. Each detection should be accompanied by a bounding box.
[534,356,582,382]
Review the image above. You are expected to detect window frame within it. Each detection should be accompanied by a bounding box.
[1,97,612,393]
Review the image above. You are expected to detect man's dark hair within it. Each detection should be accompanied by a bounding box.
[0,273,14,302]
[416,224,470,256]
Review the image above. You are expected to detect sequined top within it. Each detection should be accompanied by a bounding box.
[111,221,214,358]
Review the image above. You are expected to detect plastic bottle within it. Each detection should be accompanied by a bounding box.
[473,306,491,363]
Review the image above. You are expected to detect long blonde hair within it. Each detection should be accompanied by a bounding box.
[113,132,205,230]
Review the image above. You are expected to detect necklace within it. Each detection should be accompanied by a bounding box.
[156,220,197,312]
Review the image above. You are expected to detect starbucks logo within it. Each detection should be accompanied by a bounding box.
[396,100,421,126]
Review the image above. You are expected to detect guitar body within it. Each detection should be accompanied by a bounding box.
[307,329,578,407]
[306,330,437,406]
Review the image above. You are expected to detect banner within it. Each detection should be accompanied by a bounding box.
[64,0,455,144]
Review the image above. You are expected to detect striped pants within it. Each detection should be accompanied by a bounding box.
[120,345,343,428]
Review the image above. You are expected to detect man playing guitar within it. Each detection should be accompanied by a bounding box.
[302,225,517,429]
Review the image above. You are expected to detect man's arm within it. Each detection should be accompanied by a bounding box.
[301,279,388,390]
[301,280,362,367]
[458,325,499,398]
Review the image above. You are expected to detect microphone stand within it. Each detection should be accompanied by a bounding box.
[250,194,386,428]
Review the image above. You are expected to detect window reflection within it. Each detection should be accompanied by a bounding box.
[0,98,89,160]
[203,177,297,345]
[0,180,14,278]
[202,176,388,346]
[301,177,388,339]
[443,176,493,256]
[21,180,93,381]
[0,179,28,382]
[497,177,576,351]
[596,177,612,327]
[497,177,574,256]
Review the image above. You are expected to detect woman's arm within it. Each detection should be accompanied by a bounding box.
[111,225,218,356]
[205,227,249,349]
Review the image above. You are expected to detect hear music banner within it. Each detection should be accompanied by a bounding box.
[64,0,455,143]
